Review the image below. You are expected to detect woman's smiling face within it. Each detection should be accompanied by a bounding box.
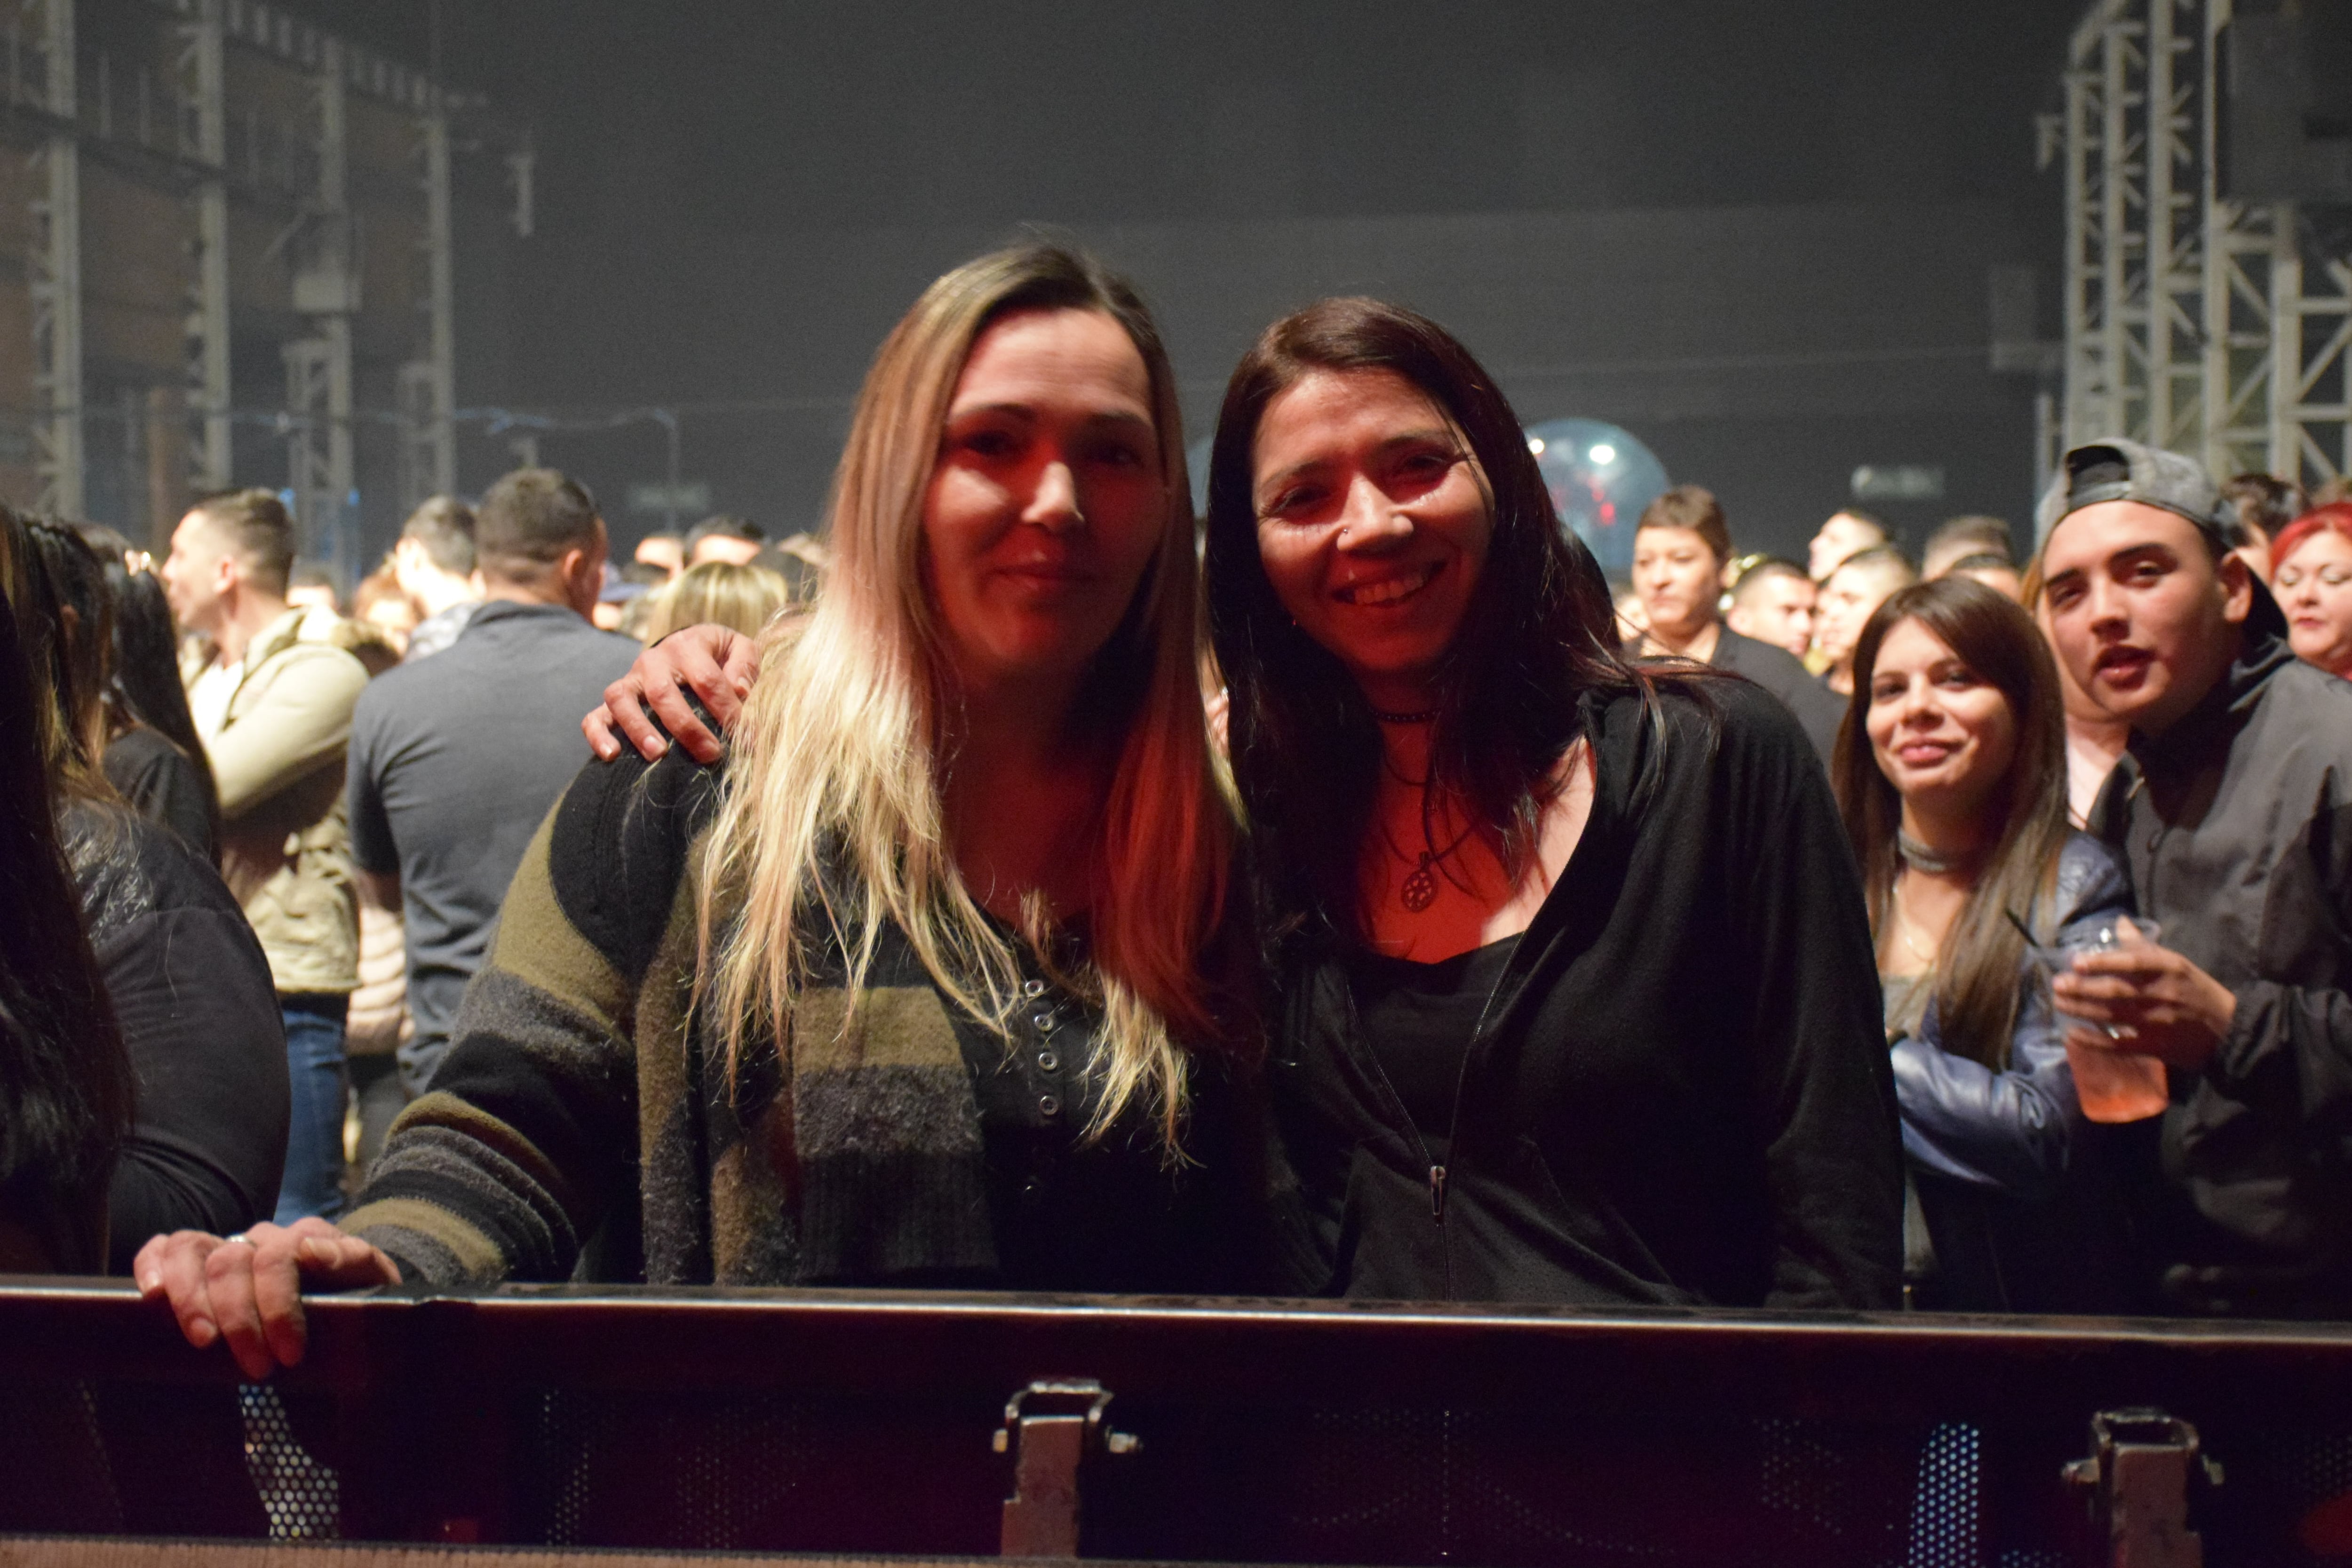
[1250,367,1494,708]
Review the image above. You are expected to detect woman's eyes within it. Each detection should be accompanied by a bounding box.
[956,427,1020,459]
[1391,449,1461,486]
[1082,438,1149,470]
[951,429,1149,470]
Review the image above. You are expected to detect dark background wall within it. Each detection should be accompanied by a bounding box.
[313,0,2081,568]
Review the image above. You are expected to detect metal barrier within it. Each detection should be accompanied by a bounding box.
[0,1278,2348,1566]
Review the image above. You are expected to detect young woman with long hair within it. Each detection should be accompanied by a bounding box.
[0,510,133,1273]
[593,297,1906,1311]
[15,516,287,1274]
[139,245,1265,1378]
[1835,575,2137,1311]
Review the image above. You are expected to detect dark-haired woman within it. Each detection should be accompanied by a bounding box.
[16,517,286,1273]
[1200,298,1899,1308]
[1837,576,2137,1312]
[72,524,221,863]
[0,517,132,1273]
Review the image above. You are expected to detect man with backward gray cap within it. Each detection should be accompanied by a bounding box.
[2035,436,2352,1317]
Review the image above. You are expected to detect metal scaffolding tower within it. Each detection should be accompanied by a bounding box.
[176,0,230,493]
[2058,0,2352,487]
[283,34,358,575]
[25,0,84,516]
[398,99,457,512]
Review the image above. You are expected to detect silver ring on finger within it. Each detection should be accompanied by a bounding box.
[222,1233,251,1247]
[2103,1024,2124,1042]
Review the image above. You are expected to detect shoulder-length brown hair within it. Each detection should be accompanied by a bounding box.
[1834,576,2071,1067]
[1204,296,1705,943]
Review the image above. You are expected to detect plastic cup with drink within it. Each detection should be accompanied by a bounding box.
[2019,915,2172,1124]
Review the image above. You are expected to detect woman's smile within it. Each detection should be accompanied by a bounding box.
[1333,561,1442,607]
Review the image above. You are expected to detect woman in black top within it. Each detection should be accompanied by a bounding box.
[16,516,286,1272]
[0,513,131,1275]
[68,524,222,863]
[1203,298,1900,1308]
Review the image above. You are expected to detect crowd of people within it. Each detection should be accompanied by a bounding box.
[2,243,2349,1381]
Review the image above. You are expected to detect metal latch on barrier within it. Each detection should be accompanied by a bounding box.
[993,1378,1140,1558]
[2063,1408,2223,1568]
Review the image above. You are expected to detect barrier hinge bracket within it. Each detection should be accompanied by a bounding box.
[993,1378,1139,1558]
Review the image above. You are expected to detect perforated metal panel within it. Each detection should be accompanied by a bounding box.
[1903,1423,1979,1568]
[238,1384,340,1541]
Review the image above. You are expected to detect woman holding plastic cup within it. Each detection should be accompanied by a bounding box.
[1835,575,2145,1311]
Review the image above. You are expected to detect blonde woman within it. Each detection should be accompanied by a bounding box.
[137,246,1263,1378]
[641,559,793,643]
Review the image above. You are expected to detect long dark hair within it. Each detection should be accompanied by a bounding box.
[78,525,222,856]
[21,521,117,799]
[0,509,132,1272]
[1205,296,1706,941]
[1834,577,2072,1069]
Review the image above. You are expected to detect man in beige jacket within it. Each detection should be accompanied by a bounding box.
[163,489,368,1225]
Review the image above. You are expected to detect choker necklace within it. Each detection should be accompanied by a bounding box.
[1898,831,1977,876]
[1370,705,1441,725]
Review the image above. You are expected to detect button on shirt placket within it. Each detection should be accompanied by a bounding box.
[1024,978,1065,1120]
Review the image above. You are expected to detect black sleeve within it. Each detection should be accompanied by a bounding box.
[103,732,217,866]
[100,902,289,1272]
[1712,684,1905,1309]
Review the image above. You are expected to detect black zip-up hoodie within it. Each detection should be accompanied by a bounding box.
[1269,679,1903,1310]
[2095,610,2352,1317]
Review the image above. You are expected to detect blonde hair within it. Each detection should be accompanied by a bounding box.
[644,560,790,642]
[693,246,1230,1153]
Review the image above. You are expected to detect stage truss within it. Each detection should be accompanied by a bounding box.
[2057,0,2352,488]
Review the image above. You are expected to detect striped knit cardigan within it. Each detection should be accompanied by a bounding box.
[344,745,1271,1291]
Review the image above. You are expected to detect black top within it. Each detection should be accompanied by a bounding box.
[1708,628,1848,767]
[1270,679,1903,1310]
[346,601,641,1090]
[1345,936,1519,1163]
[64,803,287,1272]
[1621,628,1845,767]
[2093,624,2352,1317]
[101,725,216,864]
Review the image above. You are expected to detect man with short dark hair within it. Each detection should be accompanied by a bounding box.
[2038,437,2352,1318]
[634,531,684,581]
[1922,514,2013,579]
[1814,545,1918,697]
[685,514,764,567]
[286,560,342,618]
[1725,559,1818,661]
[161,487,369,1223]
[1627,487,1844,763]
[2218,471,2306,585]
[1807,507,1889,582]
[392,496,481,661]
[1943,552,2023,602]
[347,468,642,1096]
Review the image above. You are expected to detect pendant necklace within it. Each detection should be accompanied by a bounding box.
[1389,819,1479,912]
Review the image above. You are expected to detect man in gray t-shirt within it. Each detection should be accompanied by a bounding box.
[347,469,641,1094]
